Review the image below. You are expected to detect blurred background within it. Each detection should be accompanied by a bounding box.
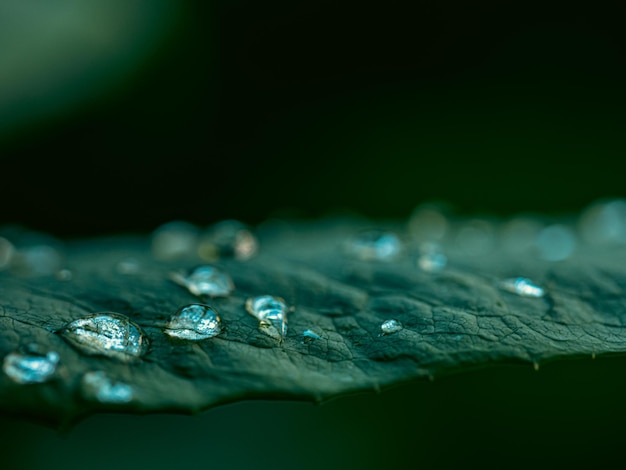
[2,2,626,468]
[2,1,626,237]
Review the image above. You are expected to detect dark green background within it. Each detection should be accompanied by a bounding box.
[2,2,626,469]
[2,1,626,236]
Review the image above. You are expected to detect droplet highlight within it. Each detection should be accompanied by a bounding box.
[499,277,545,298]
[347,229,402,261]
[380,319,403,335]
[3,347,59,384]
[199,220,258,261]
[58,313,149,362]
[81,371,134,404]
[164,304,222,340]
[246,295,289,338]
[170,265,234,298]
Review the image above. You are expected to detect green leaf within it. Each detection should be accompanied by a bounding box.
[1,220,625,428]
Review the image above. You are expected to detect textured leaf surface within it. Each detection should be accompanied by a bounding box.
[1,220,625,427]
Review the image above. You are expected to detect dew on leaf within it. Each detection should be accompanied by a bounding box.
[198,220,258,261]
[2,346,59,384]
[346,229,402,261]
[246,295,289,337]
[164,304,222,340]
[170,265,234,298]
[499,277,545,298]
[302,328,322,343]
[536,224,576,261]
[58,313,149,362]
[380,319,403,335]
[81,371,134,404]
[151,221,199,260]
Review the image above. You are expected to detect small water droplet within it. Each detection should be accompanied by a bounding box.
[58,313,149,362]
[170,265,234,297]
[535,224,576,261]
[417,243,447,272]
[302,329,322,343]
[3,346,59,384]
[151,221,199,260]
[499,277,545,298]
[116,257,140,275]
[346,229,402,261]
[55,268,73,281]
[0,237,15,271]
[164,304,222,340]
[199,220,258,261]
[380,319,403,335]
[12,245,63,276]
[81,371,134,404]
[579,199,626,244]
[246,295,289,337]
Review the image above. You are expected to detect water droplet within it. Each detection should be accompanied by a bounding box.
[55,268,73,281]
[164,304,222,340]
[499,277,545,298]
[12,245,63,276]
[579,199,626,244]
[58,313,149,362]
[116,257,140,275]
[302,329,322,343]
[535,224,576,261]
[81,371,134,404]
[417,243,447,272]
[170,265,234,298]
[346,229,402,261]
[151,221,199,260]
[408,206,449,241]
[199,220,258,261]
[3,346,59,384]
[0,237,15,271]
[380,319,403,335]
[246,295,289,337]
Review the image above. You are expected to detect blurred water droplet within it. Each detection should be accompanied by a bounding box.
[455,220,495,256]
[12,245,63,276]
[380,319,403,335]
[170,265,234,298]
[81,371,133,404]
[408,206,449,241]
[58,313,149,362]
[246,295,289,338]
[55,269,73,281]
[500,217,543,253]
[164,304,222,340]
[3,346,59,384]
[0,237,15,271]
[151,221,199,260]
[302,328,322,343]
[536,225,576,261]
[116,257,140,275]
[578,199,626,244]
[199,220,258,261]
[417,243,447,272]
[346,229,402,261]
[499,277,545,298]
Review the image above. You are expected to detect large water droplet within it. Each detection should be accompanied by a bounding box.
[170,265,234,297]
[3,346,59,384]
[199,220,258,261]
[499,277,545,298]
[346,229,402,261]
[380,319,403,335]
[58,313,149,362]
[151,221,199,260]
[164,304,222,340]
[535,225,576,261]
[246,295,289,337]
[81,371,134,404]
